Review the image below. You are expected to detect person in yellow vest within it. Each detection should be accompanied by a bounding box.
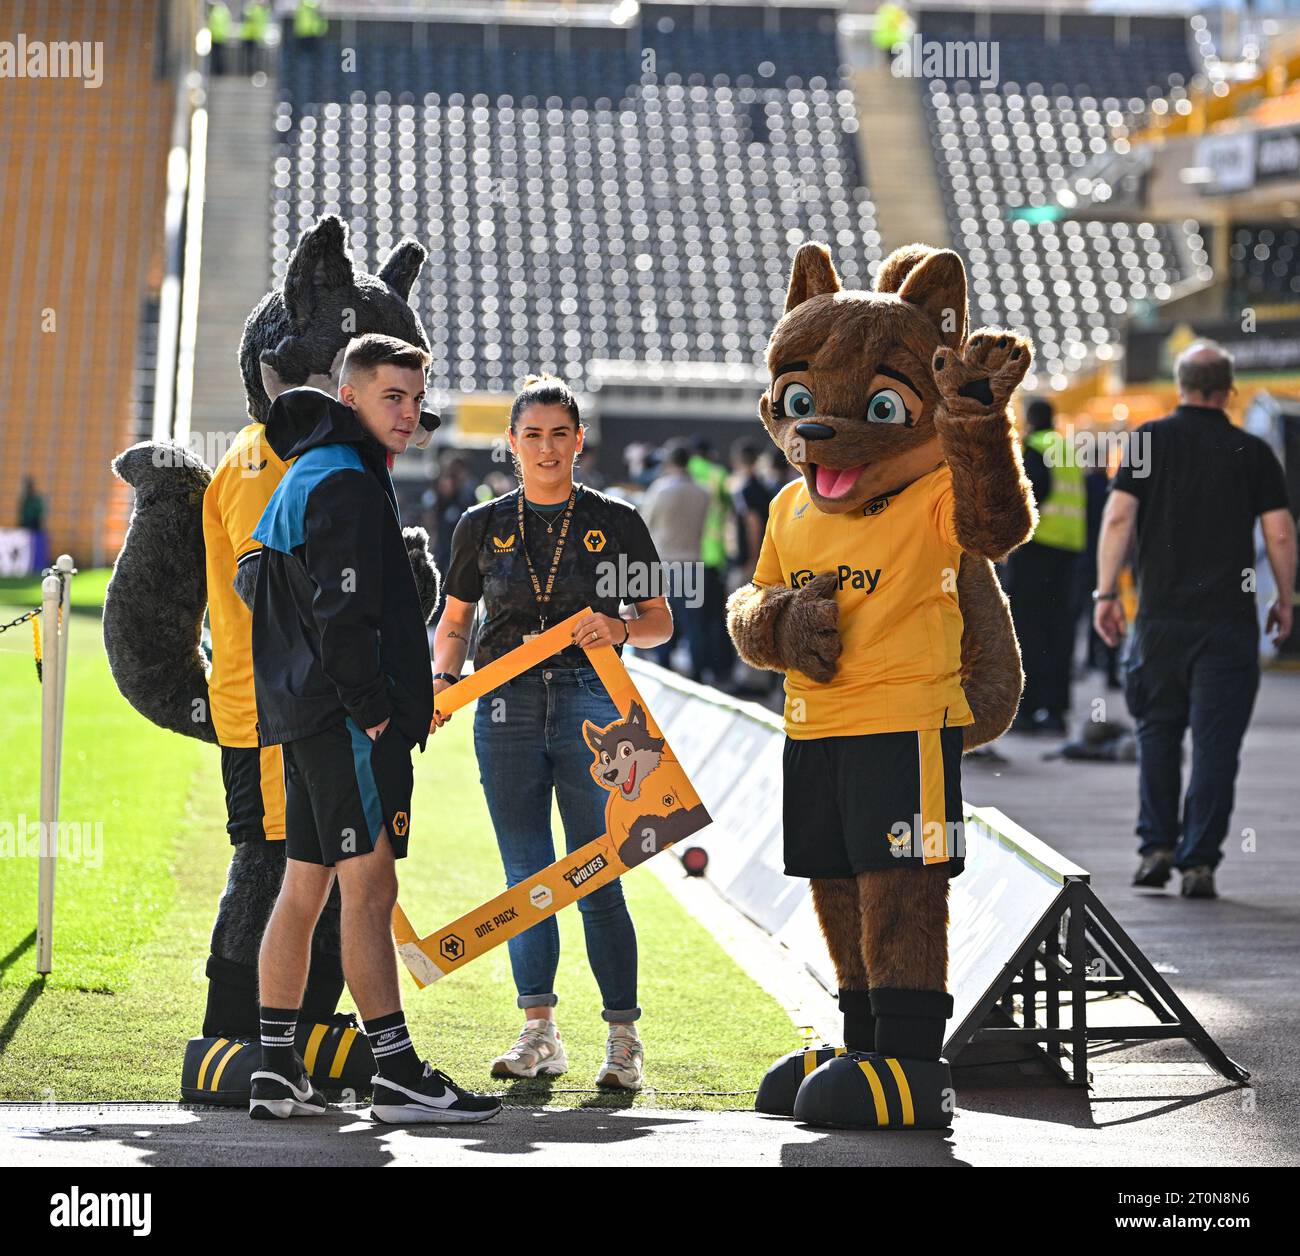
[207,1,232,76]
[687,437,737,687]
[1008,398,1086,734]
[239,1,269,76]
[293,0,327,40]
[873,3,912,55]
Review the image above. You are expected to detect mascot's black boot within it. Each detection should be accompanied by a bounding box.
[296,1011,374,1097]
[182,911,374,1104]
[182,955,261,1105]
[793,989,955,1130]
[182,1015,374,1105]
[755,988,875,1116]
[756,1044,847,1116]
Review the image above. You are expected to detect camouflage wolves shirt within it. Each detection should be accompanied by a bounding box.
[444,483,663,671]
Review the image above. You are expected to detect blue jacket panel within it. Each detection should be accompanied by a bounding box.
[250,388,433,749]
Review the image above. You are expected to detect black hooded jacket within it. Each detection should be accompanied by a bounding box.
[250,387,433,749]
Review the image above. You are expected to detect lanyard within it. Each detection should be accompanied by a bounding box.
[515,484,579,631]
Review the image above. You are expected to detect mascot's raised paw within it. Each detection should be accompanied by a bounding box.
[755,1043,847,1117]
[793,1052,955,1131]
[773,570,842,683]
[933,330,1033,417]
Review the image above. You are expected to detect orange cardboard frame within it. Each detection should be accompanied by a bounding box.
[392,607,711,988]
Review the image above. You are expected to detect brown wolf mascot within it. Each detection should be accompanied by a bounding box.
[727,241,1036,1129]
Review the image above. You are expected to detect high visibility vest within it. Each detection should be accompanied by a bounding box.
[688,454,729,569]
[295,1,327,36]
[874,4,908,50]
[1025,428,1086,552]
[241,3,269,41]
[208,2,232,43]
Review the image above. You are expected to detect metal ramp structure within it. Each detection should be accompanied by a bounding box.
[949,809,1249,1086]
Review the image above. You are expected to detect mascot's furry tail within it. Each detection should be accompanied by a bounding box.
[104,441,218,743]
[957,555,1024,751]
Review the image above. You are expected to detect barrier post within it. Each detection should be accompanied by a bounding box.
[35,555,75,975]
[51,555,75,810]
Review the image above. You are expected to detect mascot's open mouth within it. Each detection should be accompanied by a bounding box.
[621,761,638,795]
[810,463,866,500]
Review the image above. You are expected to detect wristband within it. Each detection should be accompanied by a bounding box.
[1091,591,1119,602]
[618,620,630,646]
[434,672,460,685]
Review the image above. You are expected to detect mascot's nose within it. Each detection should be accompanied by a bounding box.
[795,421,836,441]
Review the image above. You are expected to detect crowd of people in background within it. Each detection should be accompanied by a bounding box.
[416,433,797,698]
[206,0,326,77]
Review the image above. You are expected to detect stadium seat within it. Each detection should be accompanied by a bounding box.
[271,10,880,394]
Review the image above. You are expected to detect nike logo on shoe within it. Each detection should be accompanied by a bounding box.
[251,1070,314,1100]
[375,1076,458,1108]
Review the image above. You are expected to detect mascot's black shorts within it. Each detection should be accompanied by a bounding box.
[282,719,415,867]
[782,728,965,879]
[220,744,286,843]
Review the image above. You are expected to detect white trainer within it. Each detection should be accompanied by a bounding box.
[596,1024,644,1090]
[490,1018,569,1079]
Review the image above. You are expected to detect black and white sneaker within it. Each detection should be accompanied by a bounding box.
[248,1068,331,1119]
[370,1062,502,1125]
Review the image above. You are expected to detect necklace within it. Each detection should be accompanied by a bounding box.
[526,502,562,534]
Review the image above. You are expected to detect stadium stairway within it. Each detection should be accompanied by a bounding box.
[852,63,951,254]
[188,77,276,451]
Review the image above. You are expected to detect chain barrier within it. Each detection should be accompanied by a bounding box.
[0,568,66,681]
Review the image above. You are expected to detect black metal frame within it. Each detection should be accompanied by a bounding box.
[944,877,1250,1086]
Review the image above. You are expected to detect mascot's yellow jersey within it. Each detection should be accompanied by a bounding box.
[202,422,289,747]
[753,464,974,740]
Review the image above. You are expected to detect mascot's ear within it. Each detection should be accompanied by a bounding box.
[378,237,427,299]
[784,242,842,313]
[283,215,355,330]
[883,245,968,348]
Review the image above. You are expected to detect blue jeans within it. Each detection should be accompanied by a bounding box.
[473,665,641,1021]
[1123,616,1260,871]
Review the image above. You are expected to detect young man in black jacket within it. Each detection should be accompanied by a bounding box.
[247,334,499,1124]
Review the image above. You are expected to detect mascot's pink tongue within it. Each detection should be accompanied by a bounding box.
[815,464,863,498]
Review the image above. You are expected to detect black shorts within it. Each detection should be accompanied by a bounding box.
[782,727,966,879]
[282,719,415,867]
[220,744,286,844]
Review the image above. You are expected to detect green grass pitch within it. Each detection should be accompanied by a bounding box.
[0,573,796,1107]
